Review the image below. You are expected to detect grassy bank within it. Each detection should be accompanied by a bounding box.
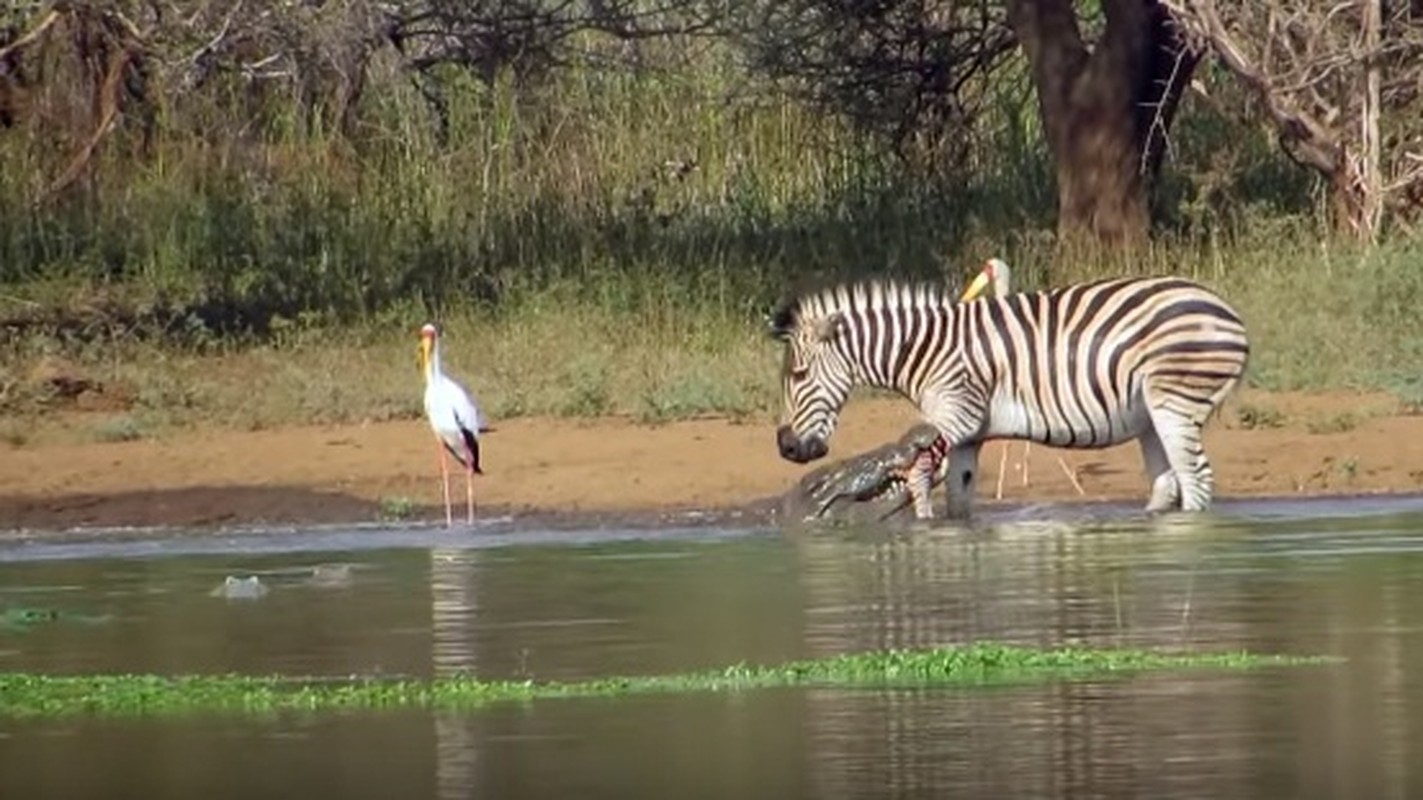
[0,642,1322,718]
[2,231,1420,445]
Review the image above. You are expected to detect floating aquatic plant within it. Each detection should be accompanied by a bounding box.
[0,642,1330,719]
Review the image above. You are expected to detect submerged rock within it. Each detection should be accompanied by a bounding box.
[211,575,269,600]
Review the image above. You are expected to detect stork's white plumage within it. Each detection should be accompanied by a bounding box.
[418,323,487,527]
[959,258,1030,499]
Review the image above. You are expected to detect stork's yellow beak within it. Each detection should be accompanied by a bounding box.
[960,268,992,303]
[417,336,433,372]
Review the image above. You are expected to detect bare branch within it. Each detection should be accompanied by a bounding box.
[187,0,242,69]
[36,41,134,205]
[0,9,59,62]
[727,0,1018,162]
[1165,0,1423,236]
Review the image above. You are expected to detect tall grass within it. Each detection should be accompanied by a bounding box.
[0,44,1418,435]
[0,59,975,333]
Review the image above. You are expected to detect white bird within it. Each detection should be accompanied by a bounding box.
[959,258,1033,500]
[417,322,488,527]
[960,256,1012,306]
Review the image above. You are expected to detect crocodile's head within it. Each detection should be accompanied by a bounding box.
[782,424,944,524]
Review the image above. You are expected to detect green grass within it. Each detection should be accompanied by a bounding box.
[1235,403,1286,430]
[0,417,30,446]
[376,495,418,522]
[1307,412,1362,435]
[90,414,146,442]
[5,231,1420,443]
[0,642,1325,719]
[0,285,786,439]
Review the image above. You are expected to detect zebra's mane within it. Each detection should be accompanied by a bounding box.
[769,280,952,338]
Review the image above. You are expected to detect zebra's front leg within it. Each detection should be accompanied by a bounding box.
[904,449,937,520]
[1138,425,1181,512]
[941,441,982,520]
[920,392,988,520]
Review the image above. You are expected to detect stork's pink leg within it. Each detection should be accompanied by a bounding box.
[436,441,453,528]
[995,442,1009,500]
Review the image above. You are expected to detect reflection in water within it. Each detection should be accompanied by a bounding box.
[792,523,1229,658]
[801,675,1268,798]
[1286,552,1418,800]
[430,548,480,800]
[430,548,481,677]
[1380,577,1407,800]
[788,514,1423,799]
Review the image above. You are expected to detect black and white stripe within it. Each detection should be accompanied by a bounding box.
[771,277,1250,517]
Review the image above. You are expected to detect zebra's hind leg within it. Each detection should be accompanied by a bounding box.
[1145,404,1215,512]
[1138,425,1181,512]
[942,442,982,519]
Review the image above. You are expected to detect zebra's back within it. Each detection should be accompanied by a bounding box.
[960,276,1249,448]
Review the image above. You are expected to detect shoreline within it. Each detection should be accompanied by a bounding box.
[5,492,1423,559]
[3,391,1422,536]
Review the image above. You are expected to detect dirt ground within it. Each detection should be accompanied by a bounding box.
[1,389,1421,531]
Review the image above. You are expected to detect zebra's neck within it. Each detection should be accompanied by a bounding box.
[838,301,956,402]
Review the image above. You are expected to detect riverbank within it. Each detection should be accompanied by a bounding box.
[1,390,1419,531]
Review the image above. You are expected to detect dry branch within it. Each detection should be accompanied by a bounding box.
[36,41,133,204]
[0,8,60,61]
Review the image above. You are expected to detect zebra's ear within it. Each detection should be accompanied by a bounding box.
[766,313,791,341]
[813,312,846,343]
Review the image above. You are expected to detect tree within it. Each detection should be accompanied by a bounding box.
[1164,0,1423,240]
[729,0,1018,167]
[0,0,721,198]
[1005,0,1199,247]
[731,0,1202,247]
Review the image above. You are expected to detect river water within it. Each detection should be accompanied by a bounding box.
[2,495,1423,799]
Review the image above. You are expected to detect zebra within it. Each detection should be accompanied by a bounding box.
[770,273,1250,518]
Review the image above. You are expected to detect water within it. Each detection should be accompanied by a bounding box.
[3,496,1423,798]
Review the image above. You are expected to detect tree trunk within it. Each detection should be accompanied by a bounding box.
[1006,0,1198,248]
[1356,0,1383,241]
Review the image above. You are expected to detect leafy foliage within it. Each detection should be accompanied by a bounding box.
[727,0,1018,164]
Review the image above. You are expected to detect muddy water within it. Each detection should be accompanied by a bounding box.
[3,496,1423,799]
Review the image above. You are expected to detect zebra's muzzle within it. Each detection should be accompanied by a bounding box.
[777,426,828,463]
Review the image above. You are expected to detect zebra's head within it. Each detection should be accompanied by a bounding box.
[769,295,854,464]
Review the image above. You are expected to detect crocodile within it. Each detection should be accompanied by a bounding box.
[1,606,112,632]
[210,575,269,600]
[780,424,950,524]
[779,257,1013,525]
